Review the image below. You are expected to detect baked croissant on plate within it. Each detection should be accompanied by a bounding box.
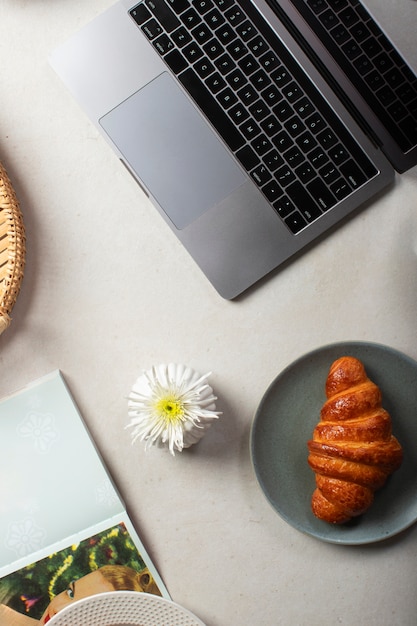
[307,356,403,524]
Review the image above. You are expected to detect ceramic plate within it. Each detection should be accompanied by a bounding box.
[48,591,206,626]
[250,341,417,544]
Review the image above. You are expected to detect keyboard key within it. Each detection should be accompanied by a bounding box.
[275,164,296,186]
[248,36,267,57]
[398,116,417,145]
[306,0,327,15]
[165,48,188,72]
[340,159,367,188]
[283,81,303,103]
[300,203,323,223]
[250,69,271,90]
[236,20,256,41]
[194,56,215,77]
[238,54,259,75]
[216,23,235,44]
[327,0,348,12]
[319,9,338,30]
[341,39,361,61]
[274,195,295,218]
[295,161,315,183]
[330,178,351,200]
[213,0,233,9]
[374,52,394,73]
[181,7,201,27]
[226,67,246,88]
[171,26,192,46]
[319,162,339,184]
[227,39,248,60]
[361,37,382,58]
[329,143,349,164]
[284,115,305,138]
[285,211,308,234]
[229,102,249,123]
[263,148,284,171]
[224,5,245,25]
[308,146,328,167]
[259,52,280,72]
[376,85,396,107]
[287,181,320,216]
[142,18,163,39]
[205,7,225,27]
[153,33,174,53]
[130,4,152,25]
[350,22,370,44]
[251,164,272,185]
[206,71,226,92]
[182,41,204,61]
[294,96,314,119]
[238,84,258,105]
[273,101,293,122]
[261,85,281,106]
[330,23,350,45]
[203,37,224,59]
[193,0,213,14]
[263,179,283,202]
[167,0,191,13]
[236,145,260,169]
[217,86,237,108]
[260,114,281,137]
[271,66,292,88]
[215,52,235,74]
[273,130,293,151]
[283,146,305,167]
[192,23,212,43]
[307,178,336,211]
[251,133,272,156]
[240,119,261,139]
[296,130,317,152]
[317,127,337,148]
[146,0,181,31]
[339,6,358,27]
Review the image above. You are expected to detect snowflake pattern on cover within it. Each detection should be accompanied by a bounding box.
[17,411,59,454]
[5,518,47,557]
[95,478,119,507]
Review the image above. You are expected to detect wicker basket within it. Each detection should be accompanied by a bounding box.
[0,163,25,334]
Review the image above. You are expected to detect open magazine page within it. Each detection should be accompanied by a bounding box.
[0,518,167,624]
[0,372,168,625]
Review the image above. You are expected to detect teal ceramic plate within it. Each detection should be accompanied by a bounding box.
[250,341,417,544]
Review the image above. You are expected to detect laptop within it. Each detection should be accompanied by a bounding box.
[50,0,417,299]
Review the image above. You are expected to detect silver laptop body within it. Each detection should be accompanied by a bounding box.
[50,0,415,299]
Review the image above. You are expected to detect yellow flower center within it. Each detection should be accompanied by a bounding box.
[154,396,184,422]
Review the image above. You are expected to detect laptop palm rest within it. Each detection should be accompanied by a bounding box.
[99,72,246,230]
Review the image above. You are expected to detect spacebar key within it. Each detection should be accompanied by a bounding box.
[178,68,245,152]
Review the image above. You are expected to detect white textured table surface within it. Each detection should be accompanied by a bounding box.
[1,1,417,624]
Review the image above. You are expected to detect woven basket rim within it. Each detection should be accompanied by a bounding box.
[0,162,26,334]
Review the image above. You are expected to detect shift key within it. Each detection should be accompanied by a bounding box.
[145,0,181,32]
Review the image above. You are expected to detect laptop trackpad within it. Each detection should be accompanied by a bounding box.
[99,72,246,230]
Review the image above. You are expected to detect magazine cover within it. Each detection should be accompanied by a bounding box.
[0,371,168,625]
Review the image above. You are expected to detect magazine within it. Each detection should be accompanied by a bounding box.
[0,371,168,625]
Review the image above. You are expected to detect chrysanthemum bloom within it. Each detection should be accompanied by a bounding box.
[126,364,220,455]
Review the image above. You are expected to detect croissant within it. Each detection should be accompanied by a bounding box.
[307,356,403,524]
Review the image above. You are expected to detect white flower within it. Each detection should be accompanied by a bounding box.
[126,364,220,455]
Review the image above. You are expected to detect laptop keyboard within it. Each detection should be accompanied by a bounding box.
[129,0,377,234]
[288,0,417,154]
